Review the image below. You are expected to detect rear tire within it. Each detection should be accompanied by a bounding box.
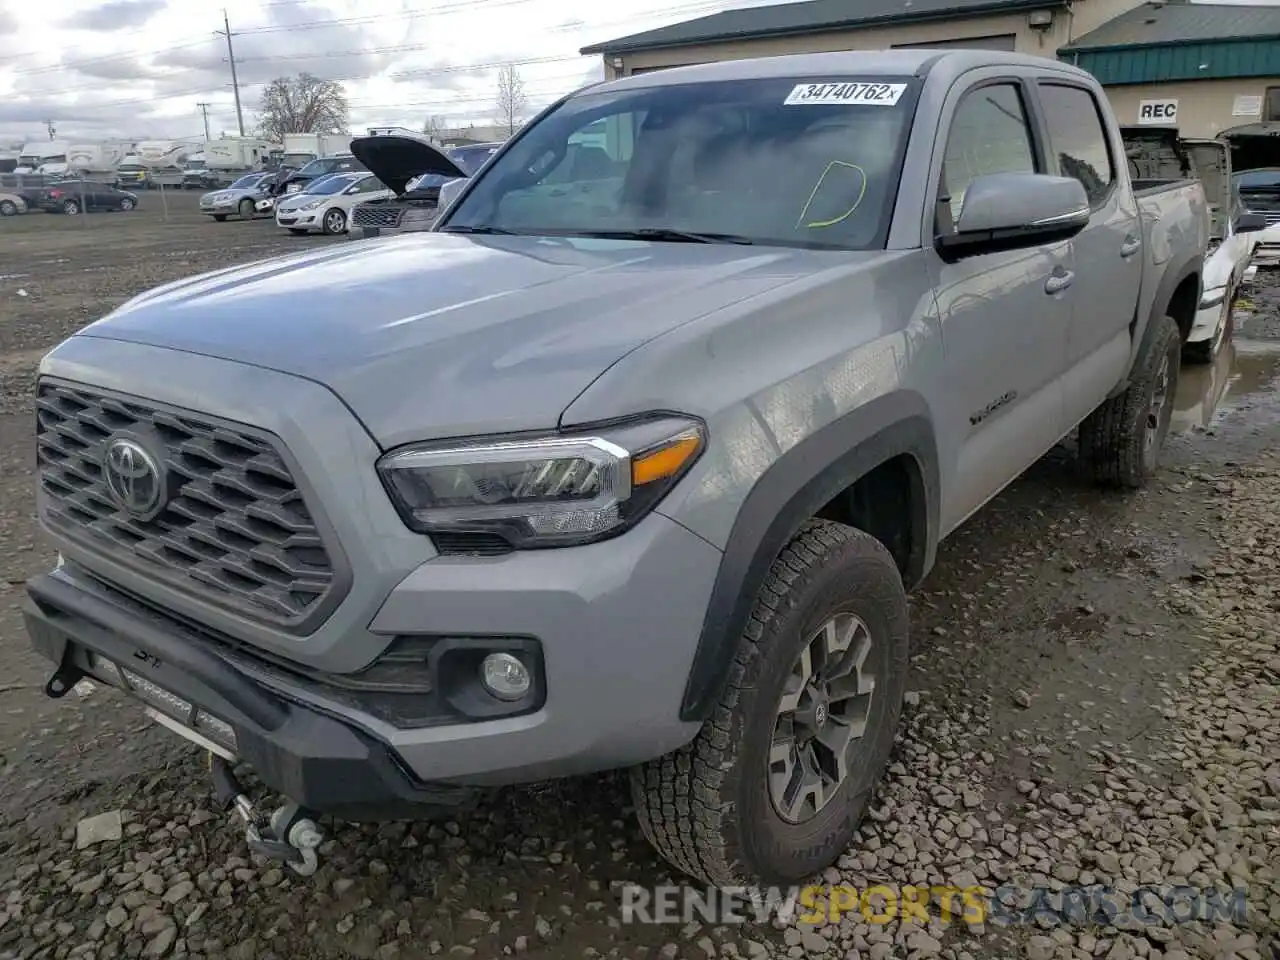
[631,519,908,885]
[1078,314,1181,489]
[62,200,80,215]
[119,197,135,211]
[0,200,16,216]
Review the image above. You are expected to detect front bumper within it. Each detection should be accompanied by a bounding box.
[26,567,475,820]
[32,339,719,798]
[276,212,316,228]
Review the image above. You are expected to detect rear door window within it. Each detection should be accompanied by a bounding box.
[1037,83,1115,207]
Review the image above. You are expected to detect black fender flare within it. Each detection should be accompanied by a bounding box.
[678,391,940,721]
[1148,251,1203,342]
[1114,251,1202,399]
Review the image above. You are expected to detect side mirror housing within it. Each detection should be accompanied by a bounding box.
[935,173,1091,261]
[1236,211,1268,234]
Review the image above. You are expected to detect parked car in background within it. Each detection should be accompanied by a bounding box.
[113,161,153,190]
[347,133,470,239]
[1236,167,1280,266]
[199,172,276,221]
[274,171,392,235]
[1123,125,1261,363]
[38,181,138,214]
[0,191,28,216]
[271,154,366,198]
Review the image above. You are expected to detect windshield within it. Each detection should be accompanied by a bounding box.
[229,174,263,189]
[1236,169,1280,190]
[447,145,501,175]
[118,164,145,172]
[298,157,344,177]
[281,152,314,168]
[441,77,917,249]
[307,174,359,195]
[187,159,206,170]
[41,155,67,164]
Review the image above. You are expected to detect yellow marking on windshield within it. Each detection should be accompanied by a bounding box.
[795,161,868,230]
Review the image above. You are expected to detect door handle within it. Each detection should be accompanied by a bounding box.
[1045,270,1075,295]
[1120,236,1142,258]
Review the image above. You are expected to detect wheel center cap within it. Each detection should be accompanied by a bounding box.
[813,701,828,728]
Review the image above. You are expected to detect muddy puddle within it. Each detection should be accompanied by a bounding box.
[1171,335,1280,435]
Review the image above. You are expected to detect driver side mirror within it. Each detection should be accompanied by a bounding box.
[935,173,1091,261]
[1236,211,1268,234]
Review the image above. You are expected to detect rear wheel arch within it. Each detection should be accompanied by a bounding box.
[679,392,939,722]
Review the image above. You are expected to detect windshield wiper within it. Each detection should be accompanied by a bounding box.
[439,224,519,235]
[579,228,755,245]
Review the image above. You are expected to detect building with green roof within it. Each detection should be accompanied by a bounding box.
[582,0,1280,137]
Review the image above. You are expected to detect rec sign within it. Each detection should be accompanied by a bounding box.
[1137,99,1179,125]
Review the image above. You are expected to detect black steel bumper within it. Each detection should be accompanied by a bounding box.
[24,570,475,820]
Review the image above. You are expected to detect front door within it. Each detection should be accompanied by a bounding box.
[928,77,1074,533]
[1034,81,1141,431]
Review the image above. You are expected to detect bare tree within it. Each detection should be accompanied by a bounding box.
[495,64,527,137]
[257,74,350,140]
[422,114,447,143]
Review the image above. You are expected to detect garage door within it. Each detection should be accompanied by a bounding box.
[891,34,1017,51]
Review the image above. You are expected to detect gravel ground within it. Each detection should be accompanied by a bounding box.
[0,201,1276,960]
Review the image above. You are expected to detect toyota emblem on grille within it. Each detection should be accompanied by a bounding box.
[103,437,165,517]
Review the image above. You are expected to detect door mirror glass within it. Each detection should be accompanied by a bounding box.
[936,172,1090,260]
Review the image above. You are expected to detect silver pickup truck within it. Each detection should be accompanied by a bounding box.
[25,50,1226,885]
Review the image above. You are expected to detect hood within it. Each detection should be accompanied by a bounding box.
[349,133,467,194]
[77,233,847,447]
[202,186,257,201]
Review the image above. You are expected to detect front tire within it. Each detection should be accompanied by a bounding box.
[238,199,254,220]
[119,197,135,211]
[632,519,908,885]
[1078,314,1181,488]
[322,208,347,235]
[62,200,80,215]
[0,200,16,216]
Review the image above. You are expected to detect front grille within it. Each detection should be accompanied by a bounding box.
[35,380,342,629]
[353,204,405,228]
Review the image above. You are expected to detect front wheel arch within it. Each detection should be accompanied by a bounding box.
[679,394,939,722]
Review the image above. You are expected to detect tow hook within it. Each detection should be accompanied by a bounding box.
[209,754,323,876]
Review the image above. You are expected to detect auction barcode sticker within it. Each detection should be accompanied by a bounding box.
[784,82,908,106]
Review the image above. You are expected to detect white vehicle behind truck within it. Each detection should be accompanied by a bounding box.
[14,141,69,174]
[279,134,351,171]
[114,141,199,188]
[56,141,133,178]
[204,137,278,172]
[1123,126,1265,363]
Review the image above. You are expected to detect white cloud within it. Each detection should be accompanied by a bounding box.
[0,0,786,144]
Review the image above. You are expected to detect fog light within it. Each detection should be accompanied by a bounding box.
[480,653,531,701]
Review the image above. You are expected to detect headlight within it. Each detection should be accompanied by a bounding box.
[298,198,323,210]
[377,415,705,549]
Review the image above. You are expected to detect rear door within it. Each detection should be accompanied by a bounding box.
[1034,81,1141,431]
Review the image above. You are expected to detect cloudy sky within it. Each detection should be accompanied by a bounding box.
[0,0,788,144]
